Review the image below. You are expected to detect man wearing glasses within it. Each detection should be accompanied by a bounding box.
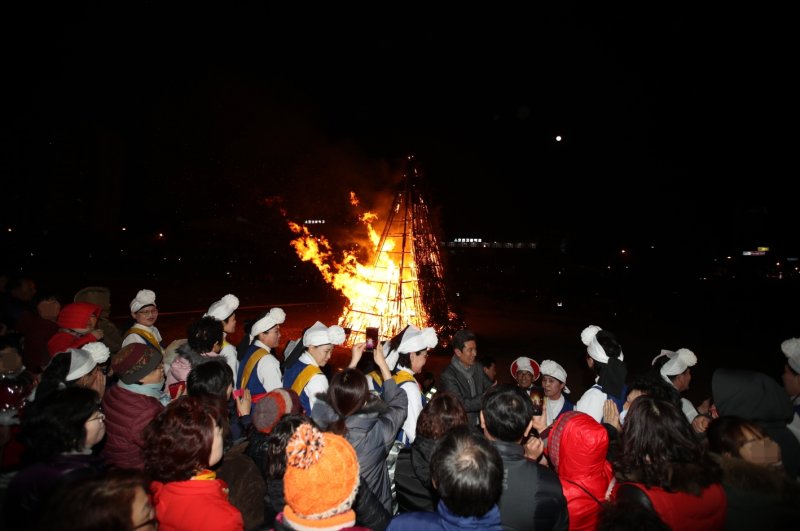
[122,289,165,354]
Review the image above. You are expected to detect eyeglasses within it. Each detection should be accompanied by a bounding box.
[87,412,105,423]
[136,308,159,317]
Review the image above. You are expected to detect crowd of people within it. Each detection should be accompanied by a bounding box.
[1,275,799,530]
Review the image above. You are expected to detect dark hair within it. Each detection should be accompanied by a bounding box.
[596,330,622,360]
[325,368,369,435]
[431,426,503,517]
[706,415,767,458]
[187,316,224,353]
[615,396,720,492]
[598,498,670,531]
[143,395,229,482]
[625,373,683,411]
[265,414,312,479]
[21,386,101,461]
[477,354,495,369]
[650,355,685,385]
[481,384,534,442]
[416,391,468,440]
[35,350,72,401]
[451,329,476,352]
[39,468,151,531]
[187,359,233,400]
[237,309,271,361]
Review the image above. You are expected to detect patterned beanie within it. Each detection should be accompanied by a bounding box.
[252,388,302,434]
[283,424,359,529]
[111,343,162,384]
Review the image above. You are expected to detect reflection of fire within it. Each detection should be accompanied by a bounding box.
[288,193,428,345]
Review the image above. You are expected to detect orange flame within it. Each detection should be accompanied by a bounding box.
[287,193,428,344]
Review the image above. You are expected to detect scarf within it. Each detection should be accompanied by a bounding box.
[450,354,476,396]
[119,381,170,406]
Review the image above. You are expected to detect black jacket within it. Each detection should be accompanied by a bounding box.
[492,439,569,531]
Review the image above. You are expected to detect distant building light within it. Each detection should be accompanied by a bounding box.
[757,246,770,252]
[304,219,326,225]
[743,251,766,256]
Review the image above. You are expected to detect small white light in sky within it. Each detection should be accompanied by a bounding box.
[122,227,126,231]
[555,135,562,142]
[6,228,11,232]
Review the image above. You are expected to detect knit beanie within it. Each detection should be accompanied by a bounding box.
[252,388,302,434]
[57,302,101,330]
[283,424,359,529]
[111,343,163,384]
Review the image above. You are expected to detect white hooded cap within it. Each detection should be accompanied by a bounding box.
[303,321,346,347]
[82,341,110,364]
[652,348,697,385]
[250,308,286,340]
[540,359,570,394]
[66,348,98,381]
[382,340,400,371]
[781,337,800,373]
[130,289,156,313]
[205,294,240,321]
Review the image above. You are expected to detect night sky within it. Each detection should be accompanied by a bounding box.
[2,4,794,265]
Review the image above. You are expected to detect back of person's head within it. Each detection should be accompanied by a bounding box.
[626,372,683,412]
[35,350,72,401]
[187,359,233,400]
[143,395,229,482]
[187,316,224,353]
[264,414,312,480]
[596,329,622,360]
[477,353,495,369]
[617,395,719,490]
[451,329,476,352]
[326,368,369,435]
[431,426,503,517]
[39,468,153,531]
[481,384,534,442]
[416,390,468,440]
[21,386,101,462]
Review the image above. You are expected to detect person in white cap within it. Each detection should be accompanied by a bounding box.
[390,325,438,446]
[236,307,286,399]
[122,289,165,354]
[540,359,573,428]
[781,337,800,444]
[282,321,346,414]
[510,356,541,393]
[574,325,627,423]
[204,294,240,378]
[651,348,705,430]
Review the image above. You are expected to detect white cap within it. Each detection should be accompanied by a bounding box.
[66,348,97,381]
[382,340,400,371]
[540,359,570,393]
[581,325,624,363]
[205,294,240,321]
[652,348,697,385]
[82,342,110,364]
[250,308,286,340]
[130,289,156,313]
[781,338,800,373]
[398,325,438,354]
[303,321,346,347]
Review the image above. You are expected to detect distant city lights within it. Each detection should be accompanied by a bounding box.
[555,135,562,142]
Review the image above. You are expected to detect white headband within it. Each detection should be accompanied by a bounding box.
[250,308,286,340]
[540,359,570,394]
[781,337,800,373]
[581,325,623,363]
[205,294,240,321]
[399,326,438,354]
[652,348,697,385]
[303,321,346,347]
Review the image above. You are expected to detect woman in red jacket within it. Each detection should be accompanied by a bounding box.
[143,395,243,531]
[612,395,726,530]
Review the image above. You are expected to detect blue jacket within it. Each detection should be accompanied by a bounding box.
[388,500,503,531]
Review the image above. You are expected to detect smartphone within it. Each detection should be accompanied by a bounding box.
[530,388,544,416]
[232,389,245,399]
[365,327,379,353]
[168,381,186,400]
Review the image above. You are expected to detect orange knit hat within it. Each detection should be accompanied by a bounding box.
[283,424,359,527]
